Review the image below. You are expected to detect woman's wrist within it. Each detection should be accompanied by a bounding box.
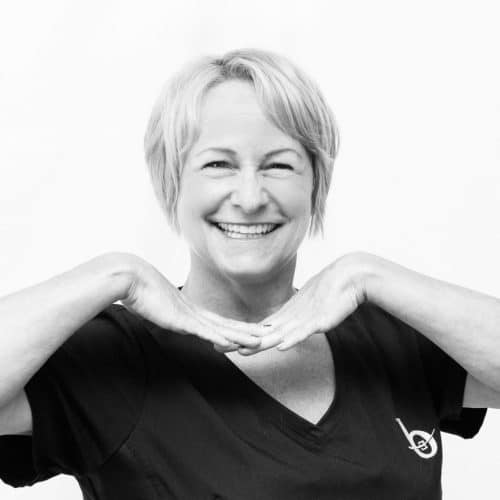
[337,251,385,306]
[351,252,424,311]
[94,251,145,302]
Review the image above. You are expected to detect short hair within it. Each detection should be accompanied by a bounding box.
[144,48,339,237]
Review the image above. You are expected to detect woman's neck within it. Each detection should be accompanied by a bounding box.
[180,255,297,323]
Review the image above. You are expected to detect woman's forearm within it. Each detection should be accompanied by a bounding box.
[360,253,500,392]
[0,252,137,409]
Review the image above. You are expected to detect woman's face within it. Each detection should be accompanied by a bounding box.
[177,79,313,284]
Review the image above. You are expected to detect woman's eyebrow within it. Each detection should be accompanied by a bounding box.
[195,147,303,160]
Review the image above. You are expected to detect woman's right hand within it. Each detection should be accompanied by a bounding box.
[119,254,262,350]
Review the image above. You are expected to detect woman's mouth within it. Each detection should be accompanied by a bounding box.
[210,222,282,239]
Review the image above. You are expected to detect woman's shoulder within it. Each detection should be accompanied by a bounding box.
[76,302,166,347]
[326,301,422,365]
[41,303,153,381]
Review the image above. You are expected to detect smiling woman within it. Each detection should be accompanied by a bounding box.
[178,79,314,294]
[144,49,339,238]
[0,48,497,500]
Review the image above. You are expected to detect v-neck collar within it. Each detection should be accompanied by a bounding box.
[174,285,344,448]
[212,327,344,448]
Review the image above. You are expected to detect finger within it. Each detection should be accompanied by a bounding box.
[213,342,240,353]
[230,313,316,354]
[237,331,286,355]
[249,323,280,338]
[239,318,314,354]
[197,308,259,332]
[200,331,235,348]
[195,308,265,343]
[257,308,298,333]
[179,314,246,349]
[205,324,261,348]
[276,338,300,351]
[276,327,316,351]
[188,312,262,348]
[261,319,301,339]
[237,348,258,356]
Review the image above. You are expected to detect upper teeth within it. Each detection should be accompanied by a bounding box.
[216,223,278,234]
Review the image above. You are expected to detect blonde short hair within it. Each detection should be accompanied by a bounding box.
[144,48,339,237]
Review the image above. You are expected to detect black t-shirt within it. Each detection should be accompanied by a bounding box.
[0,301,487,499]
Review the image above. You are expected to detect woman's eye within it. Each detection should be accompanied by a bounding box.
[203,161,231,169]
[265,163,293,170]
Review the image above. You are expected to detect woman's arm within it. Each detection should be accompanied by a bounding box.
[362,253,500,408]
[0,251,262,435]
[249,252,500,408]
[0,253,135,421]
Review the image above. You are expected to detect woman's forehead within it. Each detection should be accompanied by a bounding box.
[194,80,303,155]
[201,80,258,115]
[199,81,269,130]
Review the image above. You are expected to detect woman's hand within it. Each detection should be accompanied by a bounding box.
[238,252,370,355]
[119,254,262,350]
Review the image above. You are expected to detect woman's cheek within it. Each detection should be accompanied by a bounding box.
[274,180,312,218]
[197,178,232,211]
[178,175,219,214]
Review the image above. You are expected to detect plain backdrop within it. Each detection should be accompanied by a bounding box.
[0,0,499,498]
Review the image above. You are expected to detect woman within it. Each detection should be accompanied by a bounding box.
[0,48,497,499]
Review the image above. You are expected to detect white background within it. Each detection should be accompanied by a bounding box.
[0,0,499,498]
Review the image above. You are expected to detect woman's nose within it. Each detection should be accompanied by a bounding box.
[229,173,270,213]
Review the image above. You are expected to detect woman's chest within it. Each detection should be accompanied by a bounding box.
[124,327,443,499]
[224,333,335,425]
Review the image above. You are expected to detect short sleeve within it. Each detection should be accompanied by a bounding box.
[0,304,148,487]
[415,333,487,438]
[360,302,486,439]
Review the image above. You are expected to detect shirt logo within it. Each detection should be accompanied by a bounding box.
[395,418,438,459]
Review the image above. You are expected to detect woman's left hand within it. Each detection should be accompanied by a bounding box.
[238,252,370,355]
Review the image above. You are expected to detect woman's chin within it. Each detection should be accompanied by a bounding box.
[217,259,280,284]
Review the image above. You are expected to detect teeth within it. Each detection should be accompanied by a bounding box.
[217,223,277,235]
[213,222,280,239]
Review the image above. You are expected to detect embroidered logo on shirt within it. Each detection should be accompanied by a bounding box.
[395,418,438,459]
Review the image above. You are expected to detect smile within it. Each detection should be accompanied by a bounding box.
[211,222,281,239]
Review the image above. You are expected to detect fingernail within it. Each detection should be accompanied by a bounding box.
[238,349,251,355]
